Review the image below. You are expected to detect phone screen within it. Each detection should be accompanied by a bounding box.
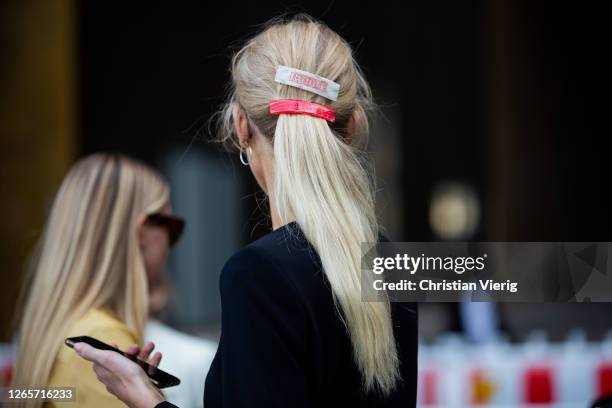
[65,336,181,388]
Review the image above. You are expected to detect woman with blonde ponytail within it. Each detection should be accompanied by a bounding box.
[73,14,417,408]
[14,154,184,408]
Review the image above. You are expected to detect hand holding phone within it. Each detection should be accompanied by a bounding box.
[65,336,180,388]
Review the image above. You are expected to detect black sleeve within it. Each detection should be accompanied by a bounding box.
[213,246,311,407]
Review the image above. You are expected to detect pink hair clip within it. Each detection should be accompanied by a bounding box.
[269,99,335,123]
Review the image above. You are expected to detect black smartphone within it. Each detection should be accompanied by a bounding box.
[65,336,181,388]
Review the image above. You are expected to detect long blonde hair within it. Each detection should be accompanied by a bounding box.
[13,154,169,404]
[218,15,400,395]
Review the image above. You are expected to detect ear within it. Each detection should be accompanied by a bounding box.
[136,213,147,244]
[232,103,251,148]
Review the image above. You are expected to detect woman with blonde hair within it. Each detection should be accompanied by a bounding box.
[14,153,184,408]
[73,14,418,407]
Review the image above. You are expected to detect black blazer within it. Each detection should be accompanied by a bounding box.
[157,222,417,408]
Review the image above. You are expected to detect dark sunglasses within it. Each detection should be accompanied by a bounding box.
[145,213,185,247]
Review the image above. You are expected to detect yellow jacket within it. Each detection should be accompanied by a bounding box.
[47,308,138,407]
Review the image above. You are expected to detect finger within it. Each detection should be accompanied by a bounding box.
[139,341,155,361]
[147,352,161,375]
[75,343,144,383]
[73,343,111,367]
[124,344,141,358]
[149,351,162,368]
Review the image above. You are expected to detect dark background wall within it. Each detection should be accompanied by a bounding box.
[77,1,488,241]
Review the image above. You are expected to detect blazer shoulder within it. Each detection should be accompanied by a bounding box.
[219,242,296,297]
[220,225,315,299]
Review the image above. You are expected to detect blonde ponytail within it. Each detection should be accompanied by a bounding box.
[219,14,400,394]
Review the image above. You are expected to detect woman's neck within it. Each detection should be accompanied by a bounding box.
[261,157,293,231]
[267,187,293,231]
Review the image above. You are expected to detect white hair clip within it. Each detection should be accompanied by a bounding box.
[274,65,340,101]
